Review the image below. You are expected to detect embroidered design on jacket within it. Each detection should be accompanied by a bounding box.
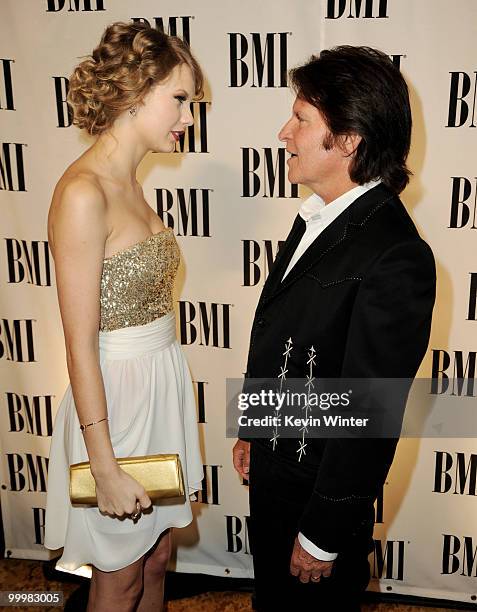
[271,337,293,450]
[297,346,316,462]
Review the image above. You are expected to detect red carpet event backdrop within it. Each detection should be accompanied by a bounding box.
[0,0,475,604]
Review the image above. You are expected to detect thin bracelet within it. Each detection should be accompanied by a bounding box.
[80,417,108,433]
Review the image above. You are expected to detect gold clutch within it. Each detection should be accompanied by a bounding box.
[69,453,185,506]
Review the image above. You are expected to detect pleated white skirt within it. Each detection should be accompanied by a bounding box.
[44,311,203,572]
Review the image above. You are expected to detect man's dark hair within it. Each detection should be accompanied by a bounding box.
[289,46,412,194]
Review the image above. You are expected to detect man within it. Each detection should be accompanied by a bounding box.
[233,46,436,611]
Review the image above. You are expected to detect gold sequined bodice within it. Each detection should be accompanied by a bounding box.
[100,228,179,332]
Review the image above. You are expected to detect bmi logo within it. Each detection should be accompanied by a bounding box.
[53,77,72,128]
[0,319,36,362]
[0,59,15,110]
[6,393,54,437]
[242,148,299,198]
[434,452,477,496]
[229,33,290,87]
[447,71,477,127]
[431,349,475,396]
[46,0,105,11]
[326,0,389,18]
[174,102,209,153]
[225,515,251,554]
[190,464,221,504]
[156,188,211,237]
[449,177,477,229]
[389,55,405,71]
[371,539,405,580]
[193,381,208,423]
[6,453,48,492]
[468,273,477,320]
[33,508,46,545]
[243,240,284,286]
[131,17,192,45]
[442,535,477,576]
[6,239,51,286]
[178,301,232,348]
[0,143,27,191]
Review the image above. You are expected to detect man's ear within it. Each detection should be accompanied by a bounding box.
[340,133,362,157]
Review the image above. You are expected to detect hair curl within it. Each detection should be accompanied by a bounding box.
[290,46,412,194]
[67,21,204,136]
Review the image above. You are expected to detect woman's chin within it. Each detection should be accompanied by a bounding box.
[166,139,177,153]
[152,142,176,154]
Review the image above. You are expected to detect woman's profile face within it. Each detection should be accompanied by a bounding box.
[133,63,196,153]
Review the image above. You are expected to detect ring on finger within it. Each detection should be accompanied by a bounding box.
[131,501,142,520]
[311,575,320,581]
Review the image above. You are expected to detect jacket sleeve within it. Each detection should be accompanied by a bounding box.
[298,238,436,553]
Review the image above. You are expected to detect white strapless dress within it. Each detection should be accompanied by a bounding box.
[44,230,203,572]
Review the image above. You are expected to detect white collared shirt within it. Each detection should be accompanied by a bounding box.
[282,180,381,281]
[285,180,381,561]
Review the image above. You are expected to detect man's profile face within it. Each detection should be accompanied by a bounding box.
[278,97,353,199]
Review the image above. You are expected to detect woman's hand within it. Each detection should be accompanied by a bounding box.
[93,462,152,518]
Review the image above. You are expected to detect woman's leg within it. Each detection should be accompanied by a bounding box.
[87,556,144,612]
[136,529,172,612]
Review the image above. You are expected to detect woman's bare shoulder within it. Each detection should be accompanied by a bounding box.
[48,164,108,248]
[51,163,106,211]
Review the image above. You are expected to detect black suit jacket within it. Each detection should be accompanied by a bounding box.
[244,183,436,553]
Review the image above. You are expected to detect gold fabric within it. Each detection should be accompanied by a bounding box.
[70,453,185,505]
[100,229,179,332]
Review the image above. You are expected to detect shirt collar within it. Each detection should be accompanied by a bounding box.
[299,180,381,224]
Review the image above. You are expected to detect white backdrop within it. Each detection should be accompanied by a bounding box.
[0,0,476,604]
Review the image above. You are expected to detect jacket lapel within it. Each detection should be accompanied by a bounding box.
[260,183,395,307]
[279,205,351,291]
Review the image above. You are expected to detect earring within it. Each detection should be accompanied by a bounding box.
[129,106,137,117]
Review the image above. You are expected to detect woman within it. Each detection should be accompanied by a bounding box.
[44,22,204,612]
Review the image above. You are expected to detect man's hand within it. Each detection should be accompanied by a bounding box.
[232,439,250,480]
[290,537,334,583]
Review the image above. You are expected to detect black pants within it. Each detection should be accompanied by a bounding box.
[248,441,372,612]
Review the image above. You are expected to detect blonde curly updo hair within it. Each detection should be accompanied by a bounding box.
[67,21,204,136]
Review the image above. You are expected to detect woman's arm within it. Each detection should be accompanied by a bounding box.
[49,177,151,516]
